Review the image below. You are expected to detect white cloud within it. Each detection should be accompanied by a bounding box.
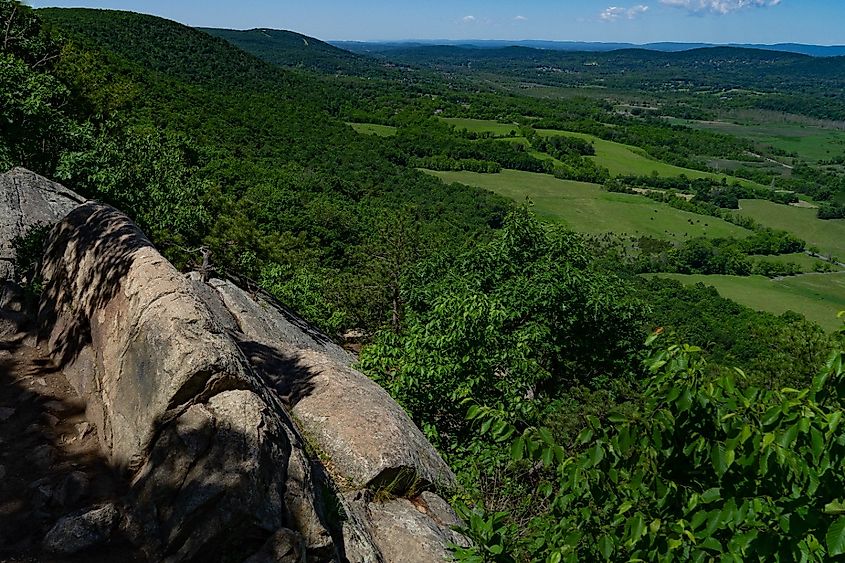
[462,15,476,23]
[514,15,528,21]
[600,4,650,21]
[659,0,781,14]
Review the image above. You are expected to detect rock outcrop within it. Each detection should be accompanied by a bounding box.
[199,277,457,494]
[0,167,86,280]
[0,169,465,562]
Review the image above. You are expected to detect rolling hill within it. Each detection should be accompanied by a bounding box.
[201,27,387,75]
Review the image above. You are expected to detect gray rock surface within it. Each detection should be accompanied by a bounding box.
[39,202,254,468]
[18,171,467,561]
[43,503,120,555]
[243,528,305,563]
[366,498,467,563]
[0,167,85,280]
[131,390,316,561]
[204,278,456,494]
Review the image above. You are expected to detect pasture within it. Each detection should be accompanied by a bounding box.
[426,169,749,240]
[668,118,845,163]
[438,117,763,187]
[736,200,845,260]
[657,272,845,332]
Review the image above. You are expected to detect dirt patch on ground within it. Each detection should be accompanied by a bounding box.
[0,297,146,562]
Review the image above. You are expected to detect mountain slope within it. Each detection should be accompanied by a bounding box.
[33,7,509,332]
[201,27,385,76]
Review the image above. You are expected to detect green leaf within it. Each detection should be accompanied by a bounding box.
[511,436,525,461]
[711,444,729,477]
[828,517,845,556]
[700,488,721,504]
[825,501,845,515]
[541,446,554,467]
[628,513,646,544]
[480,418,492,434]
[590,444,606,467]
[598,535,613,560]
[607,412,627,424]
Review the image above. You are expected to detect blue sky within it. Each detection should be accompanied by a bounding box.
[27,0,844,44]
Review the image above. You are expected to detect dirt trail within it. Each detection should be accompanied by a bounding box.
[0,288,146,562]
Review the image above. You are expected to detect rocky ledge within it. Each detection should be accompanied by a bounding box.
[0,168,466,562]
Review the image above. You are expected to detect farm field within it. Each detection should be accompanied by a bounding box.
[347,122,397,136]
[657,272,845,332]
[441,117,521,136]
[426,169,749,239]
[440,117,763,186]
[667,118,845,162]
[736,199,845,259]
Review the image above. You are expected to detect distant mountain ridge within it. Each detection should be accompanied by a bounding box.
[332,39,845,58]
[200,27,390,75]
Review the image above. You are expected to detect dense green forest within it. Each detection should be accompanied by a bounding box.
[4,2,845,560]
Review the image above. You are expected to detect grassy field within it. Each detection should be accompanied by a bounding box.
[438,117,761,186]
[667,118,845,162]
[347,122,397,136]
[426,169,749,239]
[658,273,845,332]
[535,128,762,187]
[442,117,521,136]
[736,200,845,259]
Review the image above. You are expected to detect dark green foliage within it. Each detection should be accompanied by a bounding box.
[31,7,511,333]
[818,203,845,220]
[359,208,647,445]
[10,222,50,300]
[640,277,830,389]
[0,1,88,174]
[461,326,845,561]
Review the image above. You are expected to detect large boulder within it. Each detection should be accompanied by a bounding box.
[37,202,335,560]
[0,167,85,280]
[39,202,255,467]
[26,172,466,561]
[129,390,333,561]
[199,278,457,495]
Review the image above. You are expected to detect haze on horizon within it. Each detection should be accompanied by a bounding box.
[27,0,844,46]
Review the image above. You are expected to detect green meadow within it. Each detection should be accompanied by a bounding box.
[667,118,845,163]
[439,117,762,186]
[736,199,845,259]
[426,169,748,239]
[658,272,845,332]
[441,117,521,136]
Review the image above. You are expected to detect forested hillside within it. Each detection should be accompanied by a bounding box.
[22,7,511,333]
[4,2,845,561]
[201,27,387,75]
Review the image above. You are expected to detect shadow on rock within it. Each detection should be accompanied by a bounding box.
[234,338,319,407]
[37,203,153,370]
[0,326,145,562]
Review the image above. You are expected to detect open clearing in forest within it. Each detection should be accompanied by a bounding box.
[657,272,845,332]
[347,122,397,136]
[426,169,749,239]
[440,117,763,187]
[441,117,522,136]
[735,199,845,260]
[666,118,845,163]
